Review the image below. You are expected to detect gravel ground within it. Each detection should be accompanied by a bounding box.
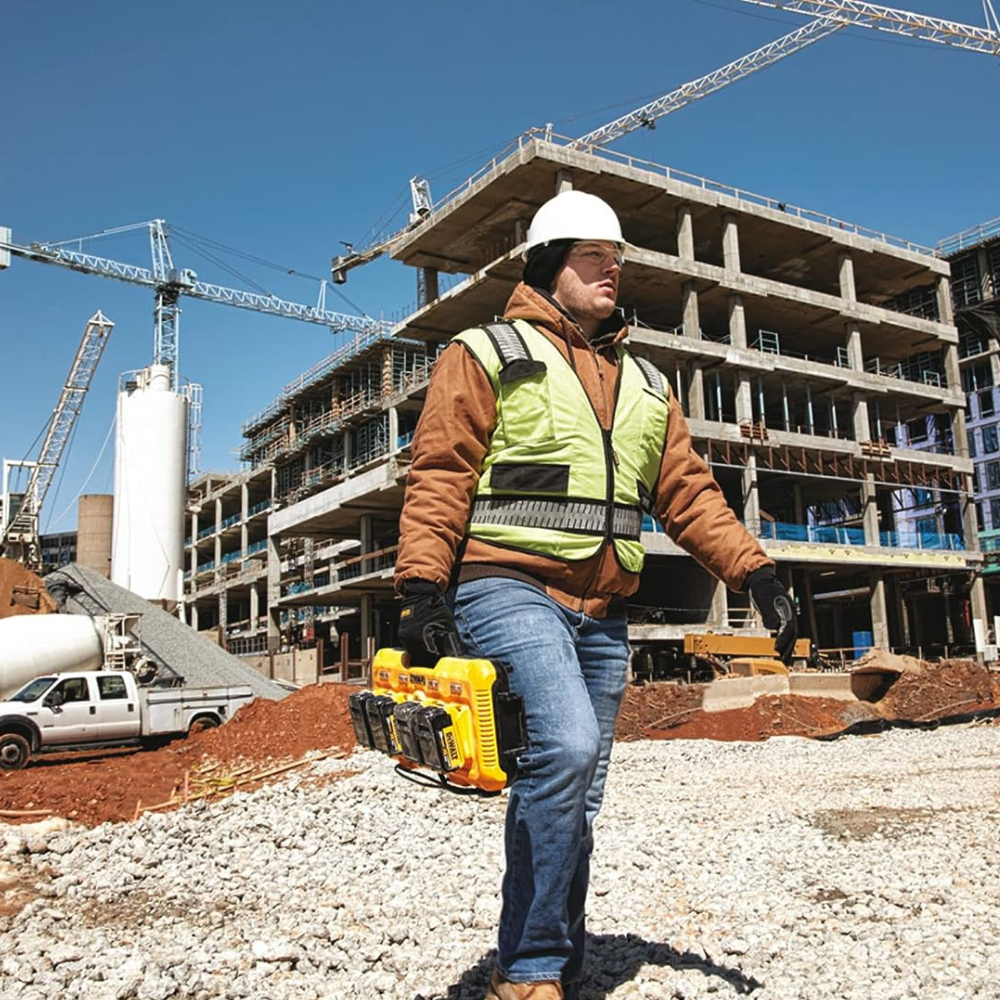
[2,724,999,1000]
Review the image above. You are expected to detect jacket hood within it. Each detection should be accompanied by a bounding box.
[502,282,629,350]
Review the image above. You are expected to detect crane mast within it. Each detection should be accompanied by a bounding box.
[1,311,114,570]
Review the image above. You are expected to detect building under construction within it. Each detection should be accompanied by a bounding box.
[937,216,1000,620]
[184,134,987,675]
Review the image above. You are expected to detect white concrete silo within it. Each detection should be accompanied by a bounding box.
[111,365,188,603]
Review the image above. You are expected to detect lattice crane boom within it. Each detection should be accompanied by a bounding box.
[0,220,389,389]
[1,310,114,569]
[572,18,844,150]
[739,1,1000,55]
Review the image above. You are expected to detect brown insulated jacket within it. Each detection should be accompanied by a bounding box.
[395,282,773,618]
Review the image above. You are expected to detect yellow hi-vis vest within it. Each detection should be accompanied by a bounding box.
[454,318,670,573]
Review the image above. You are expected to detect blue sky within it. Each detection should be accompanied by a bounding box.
[3,0,998,532]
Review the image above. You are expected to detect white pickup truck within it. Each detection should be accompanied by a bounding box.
[0,670,255,770]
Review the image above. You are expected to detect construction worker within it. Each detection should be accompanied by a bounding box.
[394,189,796,1000]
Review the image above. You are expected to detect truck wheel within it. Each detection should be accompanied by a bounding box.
[188,716,219,734]
[0,734,31,771]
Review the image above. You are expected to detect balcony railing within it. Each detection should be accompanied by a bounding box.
[754,520,964,551]
[880,530,964,551]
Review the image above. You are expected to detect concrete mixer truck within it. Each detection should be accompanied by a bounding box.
[0,612,161,698]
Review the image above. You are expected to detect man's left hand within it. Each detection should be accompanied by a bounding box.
[746,568,797,665]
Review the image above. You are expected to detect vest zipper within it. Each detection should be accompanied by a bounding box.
[601,428,616,541]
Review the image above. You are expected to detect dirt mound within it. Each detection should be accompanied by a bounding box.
[872,657,999,722]
[0,557,55,618]
[0,683,357,827]
[2,660,999,828]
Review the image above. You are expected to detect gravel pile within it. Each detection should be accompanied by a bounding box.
[44,564,288,701]
[2,725,1000,1000]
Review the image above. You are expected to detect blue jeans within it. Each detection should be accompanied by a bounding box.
[451,577,630,990]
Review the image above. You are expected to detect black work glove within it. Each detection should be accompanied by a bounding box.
[746,567,797,665]
[397,579,462,665]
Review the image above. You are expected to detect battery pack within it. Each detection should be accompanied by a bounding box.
[352,648,527,793]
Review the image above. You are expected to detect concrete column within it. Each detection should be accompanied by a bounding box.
[360,513,373,575]
[845,322,863,370]
[190,603,200,631]
[267,531,282,651]
[862,475,879,546]
[728,294,747,349]
[853,393,872,443]
[736,374,753,425]
[190,510,198,578]
[793,483,806,525]
[709,578,728,627]
[944,345,969,457]
[870,569,890,648]
[360,593,373,683]
[556,170,573,194]
[214,498,222,567]
[742,456,760,531]
[250,583,260,631]
[388,405,399,451]
[681,280,700,338]
[838,252,857,303]
[677,205,694,260]
[421,267,439,303]
[687,363,706,421]
[970,575,988,632]
[894,584,910,648]
[218,591,227,640]
[240,483,249,558]
[722,212,740,274]
[990,351,1000,388]
[937,274,955,325]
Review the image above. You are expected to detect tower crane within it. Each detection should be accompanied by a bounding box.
[0,219,390,392]
[330,177,432,286]
[328,3,998,286]
[572,18,845,149]
[574,3,999,150]
[1,311,114,571]
[739,1,1000,54]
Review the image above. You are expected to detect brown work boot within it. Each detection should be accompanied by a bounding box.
[485,968,564,1000]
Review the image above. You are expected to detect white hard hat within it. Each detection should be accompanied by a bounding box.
[525,190,624,253]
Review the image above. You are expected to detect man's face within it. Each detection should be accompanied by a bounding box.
[550,241,623,334]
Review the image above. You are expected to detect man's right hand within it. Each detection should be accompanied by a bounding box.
[397,579,462,665]
[746,567,797,665]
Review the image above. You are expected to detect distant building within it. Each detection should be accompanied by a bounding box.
[941,218,1000,618]
[39,531,76,575]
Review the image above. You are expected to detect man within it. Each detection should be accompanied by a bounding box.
[394,189,796,1000]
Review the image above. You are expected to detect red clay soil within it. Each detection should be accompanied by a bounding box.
[2,659,999,829]
[0,557,56,618]
[0,683,359,828]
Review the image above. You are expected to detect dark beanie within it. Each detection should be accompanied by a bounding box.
[523,239,573,291]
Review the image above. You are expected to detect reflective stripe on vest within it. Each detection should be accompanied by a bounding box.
[470,496,645,539]
[454,319,670,572]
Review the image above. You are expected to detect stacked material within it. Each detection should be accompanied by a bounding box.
[44,563,287,701]
[2,724,999,999]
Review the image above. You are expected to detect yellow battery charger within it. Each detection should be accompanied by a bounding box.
[349,648,527,793]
